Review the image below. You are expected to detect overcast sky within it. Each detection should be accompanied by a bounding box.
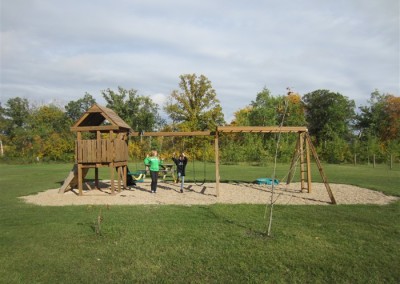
[1,0,399,122]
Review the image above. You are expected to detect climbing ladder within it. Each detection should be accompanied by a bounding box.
[287,132,336,204]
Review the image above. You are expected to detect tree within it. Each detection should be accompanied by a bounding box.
[2,97,30,135]
[65,93,96,122]
[303,89,355,144]
[164,74,225,131]
[231,107,252,126]
[248,88,278,126]
[102,86,164,131]
[30,105,74,161]
[355,90,399,162]
[285,92,306,126]
[382,95,400,141]
[1,97,32,157]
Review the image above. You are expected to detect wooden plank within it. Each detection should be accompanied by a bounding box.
[306,136,312,193]
[217,126,308,133]
[299,133,306,191]
[96,139,101,162]
[131,131,211,137]
[117,166,122,192]
[78,163,83,196]
[91,140,96,163]
[305,133,336,204]
[110,163,115,194]
[215,130,220,197]
[70,125,119,132]
[59,164,78,193]
[95,167,99,189]
[103,140,107,162]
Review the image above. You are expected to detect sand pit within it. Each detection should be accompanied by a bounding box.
[20,180,398,206]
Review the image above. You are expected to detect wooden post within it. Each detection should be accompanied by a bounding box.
[299,132,306,192]
[215,130,220,197]
[373,154,376,168]
[95,168,99,189]
[110,130,115,194]
[117,166,121,193]
[305,133,336,204]
[78,164,83,196]
[305,134,312,193]
[110,164,115,194]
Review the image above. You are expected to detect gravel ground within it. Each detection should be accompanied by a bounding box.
[20,180,399,206]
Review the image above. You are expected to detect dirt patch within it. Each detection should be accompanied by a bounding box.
[19,181,398,206]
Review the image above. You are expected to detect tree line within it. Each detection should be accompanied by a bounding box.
[0,74,399,165]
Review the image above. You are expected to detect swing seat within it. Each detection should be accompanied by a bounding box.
[128,170,146,182]
[255,178,279,185]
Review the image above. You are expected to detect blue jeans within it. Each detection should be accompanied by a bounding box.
[178,172,185,190]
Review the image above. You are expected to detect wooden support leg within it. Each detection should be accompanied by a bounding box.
[110,164,115,195]
[305,135,312,193]
[305,133,336,204]
[117,166,121,193]
[95,168,99,189]
[78,164,83,196]
[215,130,220,197]
[299,133,307,192]
[123,165,127,189]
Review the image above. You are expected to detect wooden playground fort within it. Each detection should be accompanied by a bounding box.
[59,104,131,195]
[60,104,336,204]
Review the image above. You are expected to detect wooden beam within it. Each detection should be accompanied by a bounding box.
[305,132,336,204]
[70,125,120,132]
[130,131,212,137]
[215,129,220,197]
[217,126,308,133]
[306,136,312,193]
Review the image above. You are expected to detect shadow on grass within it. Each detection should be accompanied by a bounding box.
[198,206,270,239]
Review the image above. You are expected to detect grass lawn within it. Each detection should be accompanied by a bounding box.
[0,162,399,283]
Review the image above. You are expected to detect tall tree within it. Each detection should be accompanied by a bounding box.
[303,89,355,144]
[164,74,225,131]
[382,95,400,141]
[65,93,96,122]
[248,88,278,126]
[102,86,164,131]
[1,98,31,157]
[2,97,30,135]
[30,105,74,160]
[285,91,306,126]
[355,90,400,142]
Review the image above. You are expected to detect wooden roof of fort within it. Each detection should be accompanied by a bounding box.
[70,104,132,132]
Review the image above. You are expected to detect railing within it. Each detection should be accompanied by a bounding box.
[76,139,128,163]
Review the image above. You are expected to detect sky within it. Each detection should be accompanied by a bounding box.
[1,0,399,123]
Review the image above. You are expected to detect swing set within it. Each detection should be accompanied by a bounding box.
[132,126,336,204]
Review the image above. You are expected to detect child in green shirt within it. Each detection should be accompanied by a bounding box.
[144,150,162,193]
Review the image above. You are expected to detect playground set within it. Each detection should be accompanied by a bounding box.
[59,104,336,204]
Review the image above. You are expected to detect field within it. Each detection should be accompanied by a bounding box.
[0,163,399,283]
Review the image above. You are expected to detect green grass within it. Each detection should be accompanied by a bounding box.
[0,163,399,283]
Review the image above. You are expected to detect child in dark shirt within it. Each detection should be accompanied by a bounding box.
[172,152,188,193]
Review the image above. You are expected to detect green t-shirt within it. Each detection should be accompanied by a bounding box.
[144,156,162,171]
